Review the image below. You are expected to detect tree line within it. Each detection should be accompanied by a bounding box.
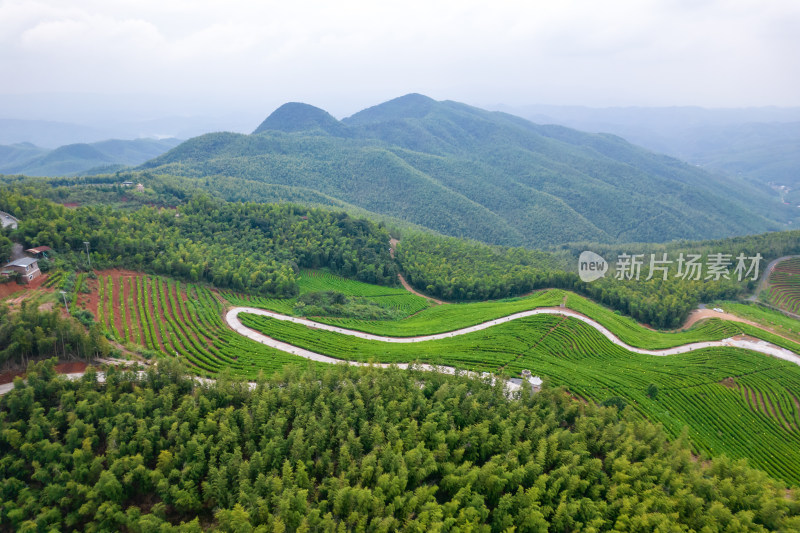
[396,231,800,328]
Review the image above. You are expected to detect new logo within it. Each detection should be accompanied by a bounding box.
[578,251,607,282]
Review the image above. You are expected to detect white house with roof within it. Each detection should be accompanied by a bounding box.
[1,257,41,283]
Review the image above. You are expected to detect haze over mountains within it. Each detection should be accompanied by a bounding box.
[0,138,182,177]
[497,105,800,190]
[140,94,796,247]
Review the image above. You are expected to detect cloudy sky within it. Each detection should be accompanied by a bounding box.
[1,0,798,124]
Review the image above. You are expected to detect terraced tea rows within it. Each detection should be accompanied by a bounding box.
[82,268,800,484]
[765,257,800,314]
[92,273,316,377]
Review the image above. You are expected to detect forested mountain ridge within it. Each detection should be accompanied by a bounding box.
[140,94,793,247]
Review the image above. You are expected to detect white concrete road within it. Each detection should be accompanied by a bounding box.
[226,306,800,366]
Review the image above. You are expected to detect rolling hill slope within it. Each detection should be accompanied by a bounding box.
[140,94,793,247]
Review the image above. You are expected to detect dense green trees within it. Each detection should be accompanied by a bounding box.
[396,230,800,328]
[1,360,798,531]
[0,190,397,297]
[0,302,110,366]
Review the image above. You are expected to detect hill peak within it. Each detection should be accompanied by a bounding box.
[343,93,438,125]
[252,102,348,136]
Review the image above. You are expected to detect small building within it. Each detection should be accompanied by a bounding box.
[1,257,41,283]
[25,246,52,259]
[121,181,134,187]
[521,369,543,391]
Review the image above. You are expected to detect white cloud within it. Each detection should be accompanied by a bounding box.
[0,0,797,118]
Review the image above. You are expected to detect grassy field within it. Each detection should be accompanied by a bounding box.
[222,270,432,317]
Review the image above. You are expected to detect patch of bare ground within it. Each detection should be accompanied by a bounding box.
[0,271,49,301]
[0,360,88,385]
[719,377,738,389]
[84,276,100,316]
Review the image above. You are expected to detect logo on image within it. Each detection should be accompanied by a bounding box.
[578,251,608,282]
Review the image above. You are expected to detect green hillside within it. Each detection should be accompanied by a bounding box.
[140,94,793,247]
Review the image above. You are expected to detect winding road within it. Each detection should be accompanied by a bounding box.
[226,306,800,367]
[5,304,800,397]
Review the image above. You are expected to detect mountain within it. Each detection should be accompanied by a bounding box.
[140,94,796,247]
[0,119,109,148]
[253,102,351,137]
[0,138,183,177]
[0,142,48,169]
[496,104,800,190]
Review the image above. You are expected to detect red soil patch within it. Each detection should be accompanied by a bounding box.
[0,360,88,384]
[55,361,87,373]
[85,276,100,316]
[0,281,25,300]
[61,202,80,208]
[100,268,141,278]
[0,271,50,300]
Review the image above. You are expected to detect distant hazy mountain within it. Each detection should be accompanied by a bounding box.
[0,138,183,177]
[0,116,254,149]
[495,104,800,190]
[140,94,795,247]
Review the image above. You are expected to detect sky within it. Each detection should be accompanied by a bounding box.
[1,0,799,125]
